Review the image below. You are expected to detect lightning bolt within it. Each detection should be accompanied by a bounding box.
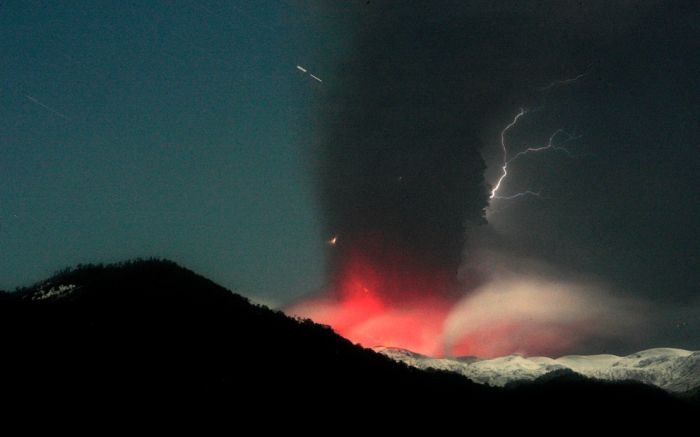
[489,108,526,200]
[489,72,585,204]
[489,110,579,201]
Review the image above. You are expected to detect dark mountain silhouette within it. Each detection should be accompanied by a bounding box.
[0,259,695,420]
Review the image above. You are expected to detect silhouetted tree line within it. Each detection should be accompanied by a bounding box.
[0,259,696,423]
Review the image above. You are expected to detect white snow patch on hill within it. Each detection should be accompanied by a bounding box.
[30,283,77,301]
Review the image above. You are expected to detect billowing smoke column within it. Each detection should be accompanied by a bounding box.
[318,5,502,289]
[292,4,502,355]
[290,1,647,357]
[302,4,492,355]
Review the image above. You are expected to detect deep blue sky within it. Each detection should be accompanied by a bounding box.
[1,1,343,304]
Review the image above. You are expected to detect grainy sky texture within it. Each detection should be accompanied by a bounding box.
[2,1,699,352]
[1,1,336,304]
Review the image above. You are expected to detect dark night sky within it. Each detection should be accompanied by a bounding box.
[2,1,699,351]
[1,1,343,305]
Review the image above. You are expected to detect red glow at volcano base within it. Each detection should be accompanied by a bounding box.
[295,295,450,356]
[288,244,627,358]
[288,243,465,357]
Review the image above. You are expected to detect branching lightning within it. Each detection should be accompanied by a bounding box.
[488,71,586,202]
[507,129,579,163]
[489,110,579,201]
[494,190,543,200]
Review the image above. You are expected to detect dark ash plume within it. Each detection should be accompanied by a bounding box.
[314,2,594,291]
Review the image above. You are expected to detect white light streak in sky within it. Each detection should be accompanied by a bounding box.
[24,94,71,121]
[296,65,322,83]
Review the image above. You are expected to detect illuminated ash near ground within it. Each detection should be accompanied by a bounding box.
[289,238,458,356]
[288,3,648,358]
[288,255,643,358]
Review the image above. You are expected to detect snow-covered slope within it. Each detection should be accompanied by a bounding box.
[28,283,77,301]
[376,347,700,393]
